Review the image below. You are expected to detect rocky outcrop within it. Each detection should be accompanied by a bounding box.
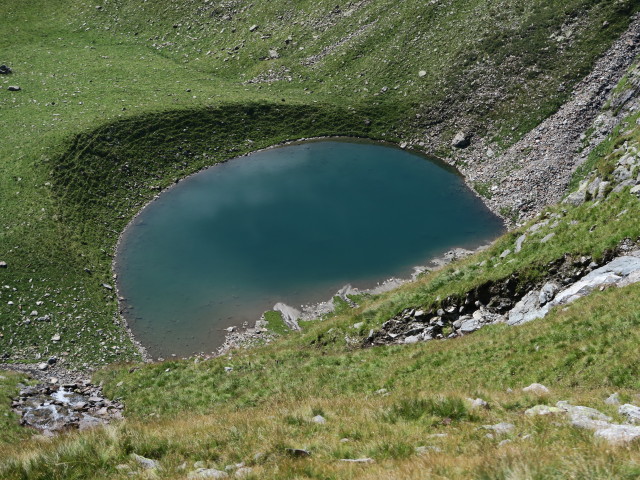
[365,243,640,348]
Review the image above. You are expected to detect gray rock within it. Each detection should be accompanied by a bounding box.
[7,86,20,91]
[0,65,12,74]
[273,303,301,331]
[51,334,61,342]
[564,190,586,206]
[404,335,421,344]
[188,469,229,479]
[78,414,105,431]
[470,398,489,409]
[451,130,471,149]
[605,393,621,405]
[339,458,375,463]
[597,181,611,198]
[507,291,548,326]
[630,184,640,196]
[552,255,640,305]
[0,261,7,268]
[459,317,482,334]
[500,249,511,258]
[515,234,526,253]
[540,233,555,243]
[594,424,640,445]
[249,24,258,32]
[101,283,113,290]
[619,404,640,424]
[131,453,159,470]
[570,416,611,431]
[525,405,564,416]
[612,166,632,182]
[556,401,611,422]
[538,282,559,306]
[522,383,550,395]
[312,415,326,424]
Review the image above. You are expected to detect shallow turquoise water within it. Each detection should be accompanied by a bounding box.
[116,140,504,357]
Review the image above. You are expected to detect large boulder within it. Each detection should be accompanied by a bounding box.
[451,130,472,149]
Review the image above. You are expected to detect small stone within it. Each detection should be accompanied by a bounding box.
[51,334,61,342]
[312,415,326,424]
[7,86,20,91]
[249,24,258,32]
[515,235,526,253]
[0,261,7,268]
[540,233,555,243]
[522,383,550,395]
[525,405,564,416]
[418,70,427,77]
[500,249,511,258]
[224,366,233,373]
[470,398,489,409]
[339,458,375,463]
[131,453,160,470]
[0,65,12,74]
[49,377,58,384]
[38,362,49,371]
[352,322,364,329]
[605,393,621,405]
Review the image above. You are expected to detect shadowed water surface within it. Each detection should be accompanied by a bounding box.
[116,140,504,357]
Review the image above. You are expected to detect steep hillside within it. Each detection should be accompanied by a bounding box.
[1,1,640,478]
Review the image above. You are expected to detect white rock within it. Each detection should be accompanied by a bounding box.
[131,453,159,470]
[418,70,427,77]
[619,404,640,424]
[522,383,550,395]
[540,233,555,243]
[525,405,564,416]
[312,415,326,424]
[594,424,640,445]
[605,393,621,405]
[515,234,527,253]
[470,398,489,409]
[51,334,61,342]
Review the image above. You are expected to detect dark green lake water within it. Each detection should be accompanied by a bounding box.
[116,140,504,357]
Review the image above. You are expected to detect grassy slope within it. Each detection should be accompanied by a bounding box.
[1,0,636,368]
[1,0,640,477]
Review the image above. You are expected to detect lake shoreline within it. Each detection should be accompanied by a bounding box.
[112,137,504,362]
